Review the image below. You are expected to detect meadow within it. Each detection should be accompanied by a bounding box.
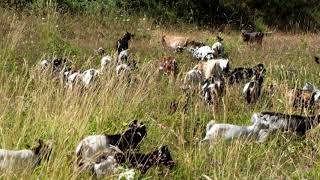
[0,7,320,179]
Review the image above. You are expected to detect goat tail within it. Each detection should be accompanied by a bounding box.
[206,120,216,133]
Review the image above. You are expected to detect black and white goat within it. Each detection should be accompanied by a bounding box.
[39,57,68,77]
[251,112,320,142]
[118,50,129,64]
[243,72,264,103]
[227,63,265,84]
[201,76,226,105]
[75,120,146,167]
[116,32,134,54]
[0,140,52,172]
[115,146,175,174]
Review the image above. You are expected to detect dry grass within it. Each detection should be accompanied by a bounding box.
[0,8,320,179]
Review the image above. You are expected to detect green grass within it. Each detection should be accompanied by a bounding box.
[0,7,320,179]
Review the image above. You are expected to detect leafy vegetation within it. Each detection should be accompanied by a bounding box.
[1,0,320,31]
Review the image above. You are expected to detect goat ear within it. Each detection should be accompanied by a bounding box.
[128,119,139,127]
[38,139,44,146]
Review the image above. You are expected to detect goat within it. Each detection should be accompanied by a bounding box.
[287,83,320,109]
[94,47,106,56]
[201,76,225,105]
[116,32,134,54]
[65,55,112,89]
[211,36,224,57]
[193,58,230,79]
[201,118,269,144]
[183,69,203,89]
[241,31,265,46]
[161,34,190,51]
[190,46,215,61]
[116,60,137,77]
[75,120,146,167]
[118,50,128,64]
[116,146,175,174]
[158,56,178,77]
[0,140,52,172]
[243,73,264,103]
[251,112,320,142]
[39,57,67,76]
[227,63,265,84]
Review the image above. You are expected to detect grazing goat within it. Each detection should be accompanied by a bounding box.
[190,46,215,61]
[251,112,320,141]
[118,50,128,64]
[116,146,175,174]
[183,69,203,89]
[94,47,106,56]
[161,34,190,51]
[211,36,224,57]
[287,83,320,109]
[0,140,52,172]
[241,31,265,46]
[243,73,264,103]
[116,32,134,54]
[39,57,67,75]
[201,118,269,143]
[75,120,146,167]
[227,63,265,84]
[89,147,124,177]
[201,76,225,105]
[65,55,112,89]
[158,56,178,77]
[116,60,137,77]
[193,58,230,79]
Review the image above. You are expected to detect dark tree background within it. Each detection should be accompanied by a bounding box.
[1,0,320,31]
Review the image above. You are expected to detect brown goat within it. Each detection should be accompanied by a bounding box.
[287,89,316,109]
[158,56,178,77]
[161,35,190,50]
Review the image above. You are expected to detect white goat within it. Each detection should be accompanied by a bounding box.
[0,140,52,172]
[211,36,224,57]
[39,59,50,70]
[66,55,112,89]
[201,118,269,144]
[191,46,215,61]
[193,58,230,79]
[116,61,136,77]
[93,155,135,180]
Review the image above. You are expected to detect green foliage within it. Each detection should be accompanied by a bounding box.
[1,0,319,31]
[254,17,268,32]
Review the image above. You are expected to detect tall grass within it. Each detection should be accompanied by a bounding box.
[0,6,320,179]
